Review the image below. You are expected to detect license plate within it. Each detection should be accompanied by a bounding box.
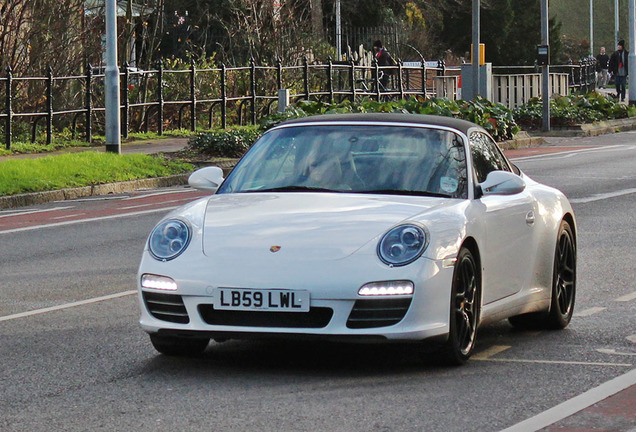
[213,288,310,312]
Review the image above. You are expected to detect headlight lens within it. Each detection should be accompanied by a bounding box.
[378,224,428,266]
[148,219,191,261]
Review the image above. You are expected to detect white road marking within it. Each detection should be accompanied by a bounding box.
[51,213,85,220]
[0,206,75,219]
[510,145,624,161]
[64,196,125,203]
[499,368,636,432]
[574,307,606,317]
[121,188,193,200]
[0,206,178,235]
[569,188,636,204]
[616,291,636,302]
[120,198,191,210]
[597,348,636,356]
[480,357,631,367]
[472,345,511,360]
[0,291,137,322]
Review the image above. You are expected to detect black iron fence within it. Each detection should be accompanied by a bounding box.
[0,58,596,150]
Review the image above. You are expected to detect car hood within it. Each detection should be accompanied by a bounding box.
[202,192,457,261]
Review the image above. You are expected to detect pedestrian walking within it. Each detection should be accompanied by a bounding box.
[372,40,396,91]
[596,47,610,89]
[609,40,628,102]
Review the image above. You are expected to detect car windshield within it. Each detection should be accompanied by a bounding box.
[217,124,468,199]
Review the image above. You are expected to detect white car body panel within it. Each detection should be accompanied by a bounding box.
[138,184,570,339]
[137,115,576,349]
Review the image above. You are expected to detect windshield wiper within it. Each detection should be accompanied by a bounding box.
[249,186,341,193]
[359,189,453,198]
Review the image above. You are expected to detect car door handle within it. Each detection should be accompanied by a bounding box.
[526,210,536,226]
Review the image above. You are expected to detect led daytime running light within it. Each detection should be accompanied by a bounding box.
[358,281,414,296]
[141,274,178,291]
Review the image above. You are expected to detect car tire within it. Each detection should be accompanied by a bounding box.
[149,334,209,356]
[508,219,576,330]
[545,219,576,329]
[439,247,481,365]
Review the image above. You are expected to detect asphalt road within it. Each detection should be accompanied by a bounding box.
[0,134,634,432]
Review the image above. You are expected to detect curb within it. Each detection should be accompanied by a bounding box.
[0,174,189,210]
[500,131,545,150]
[499,117,636,150]
[523,117,636,138]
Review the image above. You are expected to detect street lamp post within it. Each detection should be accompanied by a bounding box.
[105,0,121,154]
[629,0,636,104]
[335,0,342,61]
[616,0,620,50]
[590,0,594,56]
[541,0,550,131]
[472,0,480,99]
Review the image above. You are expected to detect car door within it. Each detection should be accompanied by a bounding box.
[469,131,537,304]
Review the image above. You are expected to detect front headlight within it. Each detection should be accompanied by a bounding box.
[377,224,428,266]
[148,219,192,261]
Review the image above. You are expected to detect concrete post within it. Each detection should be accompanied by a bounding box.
[278,89,290,113]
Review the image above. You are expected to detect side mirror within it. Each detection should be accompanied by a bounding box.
[479,170,525,196]
[188,166,225,193]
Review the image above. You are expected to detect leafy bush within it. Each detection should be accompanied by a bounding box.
[261,97,521,141]
[513,92,636,127]
[187,126,261,157]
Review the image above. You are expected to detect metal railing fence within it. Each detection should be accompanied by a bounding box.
[0,58,596,150]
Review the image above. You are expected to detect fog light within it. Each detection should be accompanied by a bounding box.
[358,281,414,296]
[141,274,178,291]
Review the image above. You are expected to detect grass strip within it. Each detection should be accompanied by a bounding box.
[0,152,193,196]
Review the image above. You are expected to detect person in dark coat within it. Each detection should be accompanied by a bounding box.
[372,40,395,91]
[596,47,610,89]
[609,40,628,101]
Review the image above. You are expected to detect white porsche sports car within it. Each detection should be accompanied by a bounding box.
[138,113,577,365]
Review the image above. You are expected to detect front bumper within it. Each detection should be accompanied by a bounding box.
[138,256,454,342]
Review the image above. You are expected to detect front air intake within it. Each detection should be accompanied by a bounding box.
[346,298,412,329]
[198,305,333,328]
[143,291,190,324]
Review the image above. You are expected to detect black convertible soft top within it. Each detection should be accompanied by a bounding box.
[277,113,484,136]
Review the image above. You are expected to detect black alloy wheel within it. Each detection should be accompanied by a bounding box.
[508,219,576,330]
[546,219,576,329]
[440,247,480,365]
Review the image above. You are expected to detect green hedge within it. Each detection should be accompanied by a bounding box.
[188,92,635,158]
[187,126,262,158]
[262,97,520,141]
[513,92,636,128]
